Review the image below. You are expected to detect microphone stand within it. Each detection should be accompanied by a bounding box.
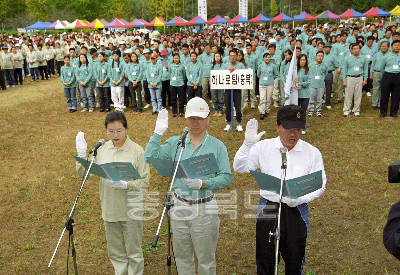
[152,138,186,275]
[48,150,98,274]
[274,156,287,275]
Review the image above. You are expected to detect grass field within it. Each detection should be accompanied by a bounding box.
[1,77,400,274]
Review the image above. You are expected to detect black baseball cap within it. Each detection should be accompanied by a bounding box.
[277,105,306,129]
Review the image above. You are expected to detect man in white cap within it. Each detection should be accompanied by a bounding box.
[144,97,233,275]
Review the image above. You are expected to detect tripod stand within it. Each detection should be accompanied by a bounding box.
[48,151,97,274]
[152,140,186,275]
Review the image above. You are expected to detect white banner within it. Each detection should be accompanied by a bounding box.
[284,45,299,105]
[210,69,253,89]
[198,0,207,22]
[238,0,248,19]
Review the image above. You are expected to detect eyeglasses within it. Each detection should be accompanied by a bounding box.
[283,128,302,133]
[107,129,125,135]
[187,117,206,122]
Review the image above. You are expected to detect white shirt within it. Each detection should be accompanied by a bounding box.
[233,137,326,207]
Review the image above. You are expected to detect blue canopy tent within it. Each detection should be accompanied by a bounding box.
[26,21,52,30]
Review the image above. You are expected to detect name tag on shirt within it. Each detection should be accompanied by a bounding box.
[67,72,71,76]
[172,77,177,81]
[315,76,320,79]
[132,72,137,76]
[366,55,371,58]
[354,67,360,71]
[394,65,399,70]
[263,77,268,80]
[102,69,106,74]
[163,67,167,71]
[151,73,155,77]
[189,75,192,78]
[116,68,120,72]
[339,52,343,55]
[185,66,187,70]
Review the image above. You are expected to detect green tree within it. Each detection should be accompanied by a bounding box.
[147,0,188,21]
[270,0,278,17]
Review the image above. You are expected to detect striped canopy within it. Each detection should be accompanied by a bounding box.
[145,17,166,27]
[249,13,271,23]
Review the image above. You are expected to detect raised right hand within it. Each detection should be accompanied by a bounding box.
[154,109,168,135]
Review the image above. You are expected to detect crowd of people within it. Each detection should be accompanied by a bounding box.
[1,20,399,128]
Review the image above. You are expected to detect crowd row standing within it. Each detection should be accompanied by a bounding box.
[1,21,399,129]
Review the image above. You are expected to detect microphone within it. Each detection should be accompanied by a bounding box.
[177,127,190,146]
[89,139,105,154]
[279,147,287,168]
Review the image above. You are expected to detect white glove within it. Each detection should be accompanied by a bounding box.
[76,131,87,157]
[244,119,266,146]
[154,109,169,135]
[181,178,203,190]
[107,179,128,190]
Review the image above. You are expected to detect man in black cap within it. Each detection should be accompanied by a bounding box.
[233,105,327,275]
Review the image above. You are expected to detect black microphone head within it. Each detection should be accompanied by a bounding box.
[99,139,106,145]
[183,127,190,134]
[280,147,287,154]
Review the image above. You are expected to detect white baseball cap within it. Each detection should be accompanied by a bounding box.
[269,38,276,44]
[16,43,20,47]
[185,97,210,118]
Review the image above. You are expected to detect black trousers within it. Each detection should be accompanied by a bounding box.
[97,86,111,111]
[23,58,29,75]
[324,72,333,106]
[170,85,185,115]
[380,72,400,116]
[38,66,48,80]
[56,61,64,74]
[47,59,55,75]
[161,80,171,107]
[256,199,308,275]
[187,85,202,99]
[0,70,6,89]
[128,81,143,111]
[14,68,23,85]
[224,89,242,123]
[142,80,151,104]
[124,85,131,107]
[298,98,309,130]
[363,63,373,92]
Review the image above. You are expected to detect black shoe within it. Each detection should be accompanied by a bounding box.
[173,113,177,117]
[391,114,398,118]
[69,109,77,113]
[152,111,158,115]
[380,114,386,117]
[260,113,265,120]
[179,113,184,117]
[132,108,137,112]
[372,106,378,110]
[100,109,105,112]
[137,109,142,113]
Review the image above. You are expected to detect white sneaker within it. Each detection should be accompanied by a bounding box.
[224,124,231,131]
[302,130,306,135]
[251,103,255,109]
[81,109,87,112]
[326,106,331,109]
[237,124,243,132]
[273,102,279,108]
[89,109,94,113]
[80,103,84,108]
[12,85,15,88]
[366,92,372,97]
[308,112,313,117]
[96,102,100,108]
[6,85,9,88]
[144,104,151,109]
[317,111,322,117]
[122,105,127,109]
[354,112,360,117]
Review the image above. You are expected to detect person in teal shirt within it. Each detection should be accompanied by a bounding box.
[60,55,77,112]
[95,52,111,112]
[360,36,376,96]
[109,51,125,112]
[186,51,202,99]
[167,53,186,117]
[322,43,339,108]
[297,54,311,133]
[125,52,143,113]
[160,49,172,108]
[210,52,225,116]
[198,43,214,99]
[308,51,328,117]
[76,54,94,112]
[147,52,163,114]
[379,40,400,117]
[144,98,232,275]
[222,49,246,132]
[257,53,278,119]
[370,41,389,109]
[279,49,293,105]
